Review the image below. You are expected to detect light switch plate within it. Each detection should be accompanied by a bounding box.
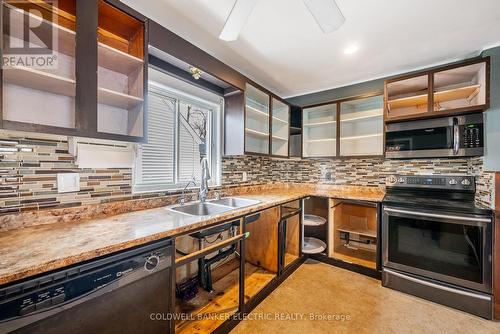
[242,171,248,182]
[57,173,80,193]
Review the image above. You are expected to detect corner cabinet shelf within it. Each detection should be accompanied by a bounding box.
[224,83,291,157]
[385,57,489,122]
[0,0,147,142]
[302,95,384,158]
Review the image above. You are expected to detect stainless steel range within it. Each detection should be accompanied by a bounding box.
[381,174,493,319]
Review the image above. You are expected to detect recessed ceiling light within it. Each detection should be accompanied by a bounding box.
[344,44,359,55]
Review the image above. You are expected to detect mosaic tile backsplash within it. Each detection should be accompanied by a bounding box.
[0,132,495,216]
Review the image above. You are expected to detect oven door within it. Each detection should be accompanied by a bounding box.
[385,116,454,158]
[382,206,492,293]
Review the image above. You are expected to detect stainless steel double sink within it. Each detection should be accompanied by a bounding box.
[170,197,260,216]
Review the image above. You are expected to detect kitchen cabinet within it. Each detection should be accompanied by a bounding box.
[271,97,290,157]
[302,94,384,158]
[385,57,489,122]
[339,95,383,156]
[303,197,329,255]
[173,220,244,334]
[245,84,270,154]
[0,0,147,142]
[224,83,291,157]
[329,200,379,270]
[302,103,337,157]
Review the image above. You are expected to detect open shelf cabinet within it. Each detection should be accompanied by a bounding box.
[0,0,147,142]
[302,104,337,157]
[329,200,378,269]
[2,0,77,130]
[303,197,329,255]
[385,57,489,122]
[301,94,384,158]
[340,95,383,156]
[271,98,290,157]
[245,84,270,154]
[97,0,145,138]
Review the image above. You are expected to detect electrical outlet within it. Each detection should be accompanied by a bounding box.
[242,171,248,182]
[57,173,80,193]
[325,172,332,181]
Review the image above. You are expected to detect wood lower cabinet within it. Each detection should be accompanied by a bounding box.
[0,0,147,142]
[385,57,489,122]
[328,200,378,270]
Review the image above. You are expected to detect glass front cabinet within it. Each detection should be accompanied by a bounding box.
[0,0,147,142]
[302,95,384,158]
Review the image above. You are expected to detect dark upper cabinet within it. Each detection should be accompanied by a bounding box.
[0,0,147,142]
[224,82,290,157]
[385,57,490,122]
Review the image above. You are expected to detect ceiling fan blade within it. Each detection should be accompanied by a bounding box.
[302,0,345,33]
[219,0,258,41]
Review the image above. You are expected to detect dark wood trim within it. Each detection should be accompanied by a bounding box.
[76,0,98,133]
[335,102,341,157]
[148,20,246,91]
[494,173,500,320]
[385,105,488,123]
[149,55,225,96]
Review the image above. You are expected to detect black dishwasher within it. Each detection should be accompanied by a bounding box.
[0,239,172,334]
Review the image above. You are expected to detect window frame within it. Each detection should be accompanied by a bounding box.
[133,79,223,194]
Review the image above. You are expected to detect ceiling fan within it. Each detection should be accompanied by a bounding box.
[219,0,345,41]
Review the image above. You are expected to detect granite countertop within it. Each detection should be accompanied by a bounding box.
[0,185,385,286]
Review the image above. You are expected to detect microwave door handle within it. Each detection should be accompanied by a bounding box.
[453,117,460,155]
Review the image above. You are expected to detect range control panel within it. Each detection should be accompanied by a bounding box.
[386,175,475,191]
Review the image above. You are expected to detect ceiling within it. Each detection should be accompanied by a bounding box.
[123,0,500,98]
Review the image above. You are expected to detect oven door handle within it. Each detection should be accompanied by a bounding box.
[453,117,460,155]
[383,207,491,223]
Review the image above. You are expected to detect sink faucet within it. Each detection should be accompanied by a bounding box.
[180,177,197,205]
[199,157,211,202]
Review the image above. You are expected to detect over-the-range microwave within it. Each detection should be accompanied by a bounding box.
[385,113,484,159]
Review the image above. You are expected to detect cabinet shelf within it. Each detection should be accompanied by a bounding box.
[303,237,326,254]
[387,94,428,110]
[434,84,481,103]
[340,133,382,141]
[245,128,269,137]
[98,87,143,109]
[98,42,144,75]
[303,214,326,226]
[341,113,382,122]
[305,138,336,143]
[4,66,75,97]
[273,116,289,124]
[246,105,269,118]
[272,135,288,141]
[303,120,336,127]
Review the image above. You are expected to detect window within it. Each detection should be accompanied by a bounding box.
[133,70,222,193]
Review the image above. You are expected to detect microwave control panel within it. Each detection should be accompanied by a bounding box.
[461,123,483,149]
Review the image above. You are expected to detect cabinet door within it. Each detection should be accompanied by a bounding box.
[385,74,429,120]
[96,0,146,139]
[271,98,289,157]
[302,103,337,157]
[245,83,270,154]
[339,95,383,157]
[1,0,77,133]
